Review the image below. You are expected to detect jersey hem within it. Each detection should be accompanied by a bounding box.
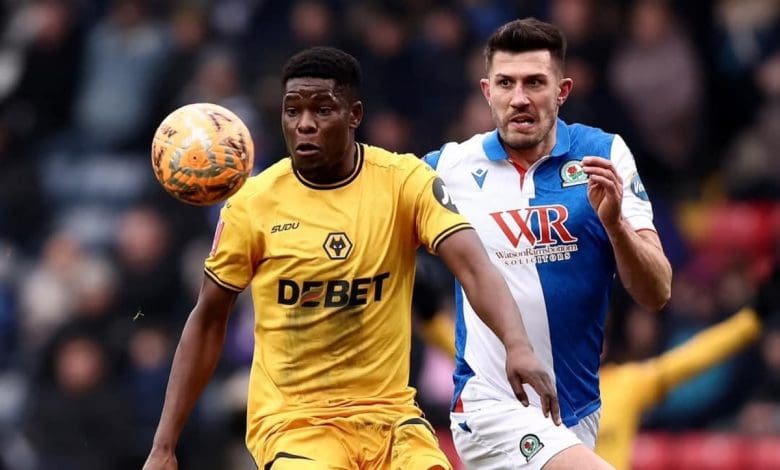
[563,399,601,427]
[624,215,655,232]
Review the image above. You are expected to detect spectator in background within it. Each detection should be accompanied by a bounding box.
[73,0,169,151]
[175,45,263,167]
[18,232,84,356]
[723,99,780,199]
[609,0,704,189]
[113,205,184,327]
[412,6,472,153]
[558,54,634,141]
[350,5,419,118]
[0,123,49,253]
[644,260,753,429]
[151,4,210,128]
[125,323,174,466]
[597,303,766,469]
[363,108,412,153]
[24,331,134,470]
[1,0,83,143]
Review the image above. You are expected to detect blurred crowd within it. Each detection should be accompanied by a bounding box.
[0,0,779,469]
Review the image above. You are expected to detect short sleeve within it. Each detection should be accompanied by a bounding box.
[611,134,656,232]
[402,159,471,253]
[204,192,263,291]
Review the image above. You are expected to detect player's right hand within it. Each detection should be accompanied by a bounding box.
[142,448,178,470]
[505,343,562,425]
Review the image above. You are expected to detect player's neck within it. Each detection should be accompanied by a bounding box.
[504,126,557,170]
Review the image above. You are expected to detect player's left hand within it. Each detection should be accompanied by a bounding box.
[582,156,623,231]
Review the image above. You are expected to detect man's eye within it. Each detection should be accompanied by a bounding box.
[318,107,333,115]
[499,79,511,87]
[285,108,298,117]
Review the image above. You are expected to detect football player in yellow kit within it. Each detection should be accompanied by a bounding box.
[143,47,559,470]
[596,266,779,469]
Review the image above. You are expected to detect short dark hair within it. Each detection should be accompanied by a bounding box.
[484,18,566,71]
[281,46,362,99]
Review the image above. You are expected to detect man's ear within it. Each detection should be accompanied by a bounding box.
[480,78,491,106]
[350,101,363,129]
[558,77,573,106]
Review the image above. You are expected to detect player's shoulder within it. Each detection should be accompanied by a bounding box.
[563,120,622,158]
[422,131,492,171]
[361,143,426,174]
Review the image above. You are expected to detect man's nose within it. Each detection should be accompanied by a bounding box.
[509,86,530,108]
[297,110,316,133]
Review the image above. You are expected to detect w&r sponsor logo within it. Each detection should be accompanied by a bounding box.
[490,205,579,266]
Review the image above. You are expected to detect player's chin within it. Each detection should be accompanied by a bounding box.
[291,152,322,169]
[503,134,539,150]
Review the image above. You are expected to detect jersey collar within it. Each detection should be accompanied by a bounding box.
[482,118,571,161]
[293,142,364,190]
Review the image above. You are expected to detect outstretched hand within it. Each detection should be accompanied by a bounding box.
[582,156,623,231]
[505,343,561,426]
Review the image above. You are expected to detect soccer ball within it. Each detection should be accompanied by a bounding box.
[151,103,254,206]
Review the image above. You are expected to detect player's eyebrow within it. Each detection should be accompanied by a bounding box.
[283,90,338,101]
[493,73,515,81]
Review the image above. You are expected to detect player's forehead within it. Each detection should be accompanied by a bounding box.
[284,77,341,100]
[488,50,558,79]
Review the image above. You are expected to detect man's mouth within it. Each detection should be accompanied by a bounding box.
[509,114,536,128]
[295,143,320,155]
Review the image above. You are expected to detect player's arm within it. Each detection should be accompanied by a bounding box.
[582,156,672,311]
[636,307,761,411]
[608,226,671,311]
[143,276,238,470]
[437,228,561,425]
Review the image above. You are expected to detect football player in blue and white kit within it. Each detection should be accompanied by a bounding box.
[424,18,672,470]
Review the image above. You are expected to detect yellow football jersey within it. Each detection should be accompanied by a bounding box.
[205,143,470,454]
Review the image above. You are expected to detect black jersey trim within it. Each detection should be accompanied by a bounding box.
[293,143,364,190]
[204,267,244,292]
[398,417,436,436]
[431,223,473,253]
[263,452,314,470]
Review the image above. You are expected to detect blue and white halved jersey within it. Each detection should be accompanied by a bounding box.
[425,119,655,427]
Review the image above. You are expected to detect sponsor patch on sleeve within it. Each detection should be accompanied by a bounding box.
[629,173,649,201]
[432,177,459,213]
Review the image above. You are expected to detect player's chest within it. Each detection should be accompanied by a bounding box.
[447,161,599,250]
[260,189,406,264]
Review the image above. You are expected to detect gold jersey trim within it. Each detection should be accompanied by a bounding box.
[431,223,473,252]
[293,143,364,190]
[204,267,244,292]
